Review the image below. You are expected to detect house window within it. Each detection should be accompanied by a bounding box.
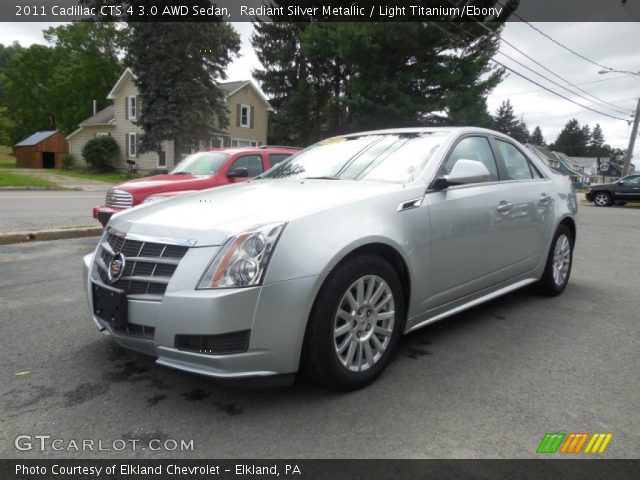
[231,139,257,147]
[128,96,137,120]
[240,104,250,127]
[158,140,167,168]
[128,132,137,157]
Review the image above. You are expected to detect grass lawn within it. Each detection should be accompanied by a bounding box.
[0,145,17,168]
[53,168,140,184]
[0,172,59,188]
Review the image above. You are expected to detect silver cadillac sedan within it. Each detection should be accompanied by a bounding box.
[83,127,577,390]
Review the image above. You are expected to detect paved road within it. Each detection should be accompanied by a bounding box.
[0,191,105,232]
[0,205,638,459]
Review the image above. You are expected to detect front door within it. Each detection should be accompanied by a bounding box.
[425,135,515,309]
[616,175,640,200]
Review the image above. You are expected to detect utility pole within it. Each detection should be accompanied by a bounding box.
[622,97,640,176]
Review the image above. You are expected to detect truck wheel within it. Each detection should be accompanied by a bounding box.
[593,192,611,207]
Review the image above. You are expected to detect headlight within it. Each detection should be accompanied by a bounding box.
[197,222,286,289]
[142,195,169,205]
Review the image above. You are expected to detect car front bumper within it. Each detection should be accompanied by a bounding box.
[83,251,316,385]
[585,190,594,201]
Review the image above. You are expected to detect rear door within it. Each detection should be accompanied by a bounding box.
[491,138,555,273]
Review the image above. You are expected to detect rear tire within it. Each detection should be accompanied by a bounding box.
[535,225,573,296]
[302,255,405,391]
[593,191,611,206]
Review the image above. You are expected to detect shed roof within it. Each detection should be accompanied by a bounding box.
[15,131,58,147]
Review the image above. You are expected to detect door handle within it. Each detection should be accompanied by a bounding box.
[497,201,514,213]
[539,193,552,204]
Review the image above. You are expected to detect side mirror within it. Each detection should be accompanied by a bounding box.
[433,159,490,190]
[618,180,625,185]
[227,167,249,178]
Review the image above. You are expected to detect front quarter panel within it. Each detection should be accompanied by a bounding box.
[259,183,431,369]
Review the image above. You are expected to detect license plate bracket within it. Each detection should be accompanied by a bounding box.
[92,283,128,329]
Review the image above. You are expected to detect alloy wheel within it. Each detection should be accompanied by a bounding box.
[552,234,571,287]
[333,275,395,372]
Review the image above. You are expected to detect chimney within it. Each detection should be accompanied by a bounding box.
[93,100,97,116]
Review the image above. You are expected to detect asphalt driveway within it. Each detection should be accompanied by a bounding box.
[0,204,638,459]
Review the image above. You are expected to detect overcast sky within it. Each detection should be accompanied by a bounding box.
[1,21,638,159]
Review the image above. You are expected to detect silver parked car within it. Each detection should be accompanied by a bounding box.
[83,128,577,390]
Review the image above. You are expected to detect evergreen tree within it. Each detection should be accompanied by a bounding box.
[589,123,610,156]
[551,119,592,156]
[127,20,240,163]
[530,126,545,146]
[492,99,529,143]
[252,0,517,145]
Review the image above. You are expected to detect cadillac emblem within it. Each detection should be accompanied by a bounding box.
[107,253,126,284]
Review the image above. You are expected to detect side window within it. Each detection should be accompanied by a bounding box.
[268,153,292,167]
[230,155,264,177]
[624,175,640,185]
[440,136,499,182]
[496,140,536,180]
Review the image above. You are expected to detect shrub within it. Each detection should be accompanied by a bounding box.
[61,153,75,170]
[82,136,119,171]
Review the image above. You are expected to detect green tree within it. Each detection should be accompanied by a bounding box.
[43,22,125,133]
[551,118,591,156]
[530,126,545,146]
[3,45,62,144]
[127,20,240,163]
[253,1,517,145]
[2,23,124,145]
[493,99,529,143]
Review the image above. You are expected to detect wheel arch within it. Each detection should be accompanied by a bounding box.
[558,216,576,246]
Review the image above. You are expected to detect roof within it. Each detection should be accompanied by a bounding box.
[217,80,274,112]
[15,131,57,147]
[107,68,136,100]
[80,105,115,126]
[570,157,599,168]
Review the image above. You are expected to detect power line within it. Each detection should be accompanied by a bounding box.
[429,22,632,123]
[495,1,640,81]
[444,13,634,115]
[492,75,629,97]
[493,48,632,116]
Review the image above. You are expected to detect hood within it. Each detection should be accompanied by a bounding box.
[109,179,402,246]
[114,174,219,200]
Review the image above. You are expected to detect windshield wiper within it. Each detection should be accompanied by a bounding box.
[171,172,192,175]
[304,176,341,180]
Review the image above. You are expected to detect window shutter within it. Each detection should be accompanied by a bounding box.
[136,95,140,118]
[125,97,129,120]
[136,134,140,158]
[236,104,241,127]
[125,133,129,157]
[250,106,255,129]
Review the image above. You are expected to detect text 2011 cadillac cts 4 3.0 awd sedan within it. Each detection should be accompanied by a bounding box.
[83,127,578,391]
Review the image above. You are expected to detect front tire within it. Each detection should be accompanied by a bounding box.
[593,191,611,206]
[535,225,573,296]
[302,255,405,391]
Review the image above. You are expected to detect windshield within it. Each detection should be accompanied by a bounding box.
[171,152,230,175]
[260,132,448,183]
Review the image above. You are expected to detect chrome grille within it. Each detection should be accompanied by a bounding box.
[106,189,133,208]
[94,231,189,300]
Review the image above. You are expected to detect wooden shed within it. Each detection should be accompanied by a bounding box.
[14,131,68,169]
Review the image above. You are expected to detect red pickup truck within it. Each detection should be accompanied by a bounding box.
[93,146,299,226]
